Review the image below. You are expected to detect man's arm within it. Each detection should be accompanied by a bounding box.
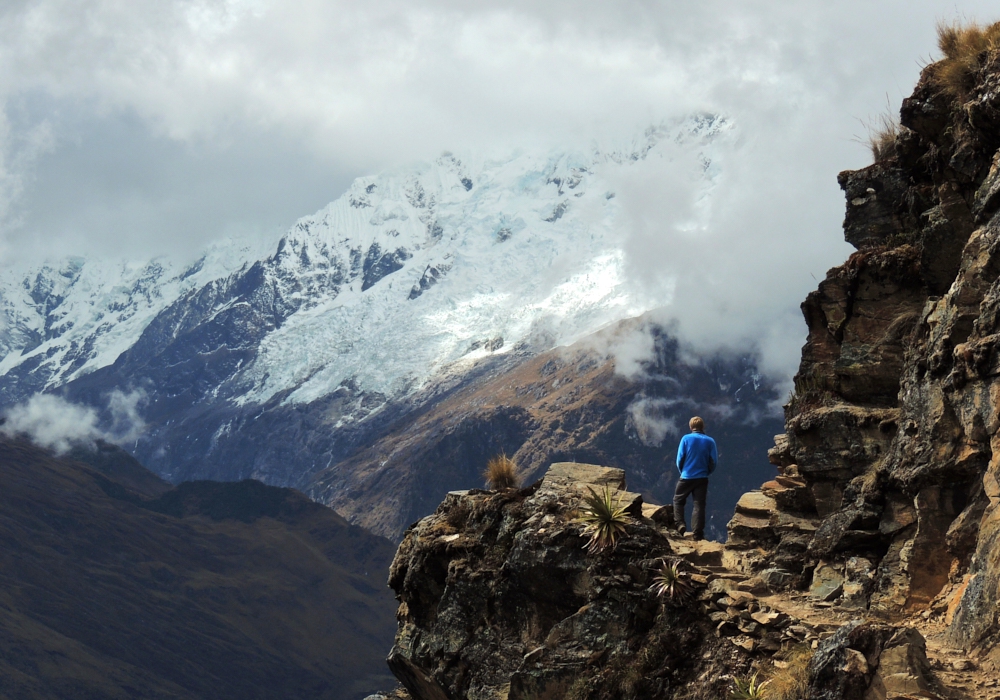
[676,436,688,474]
[708,439,719,475]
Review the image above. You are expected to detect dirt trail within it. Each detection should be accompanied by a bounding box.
[664,533,999,700]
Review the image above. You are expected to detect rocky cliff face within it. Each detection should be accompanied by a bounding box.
[385,463,751,700]
[722,40,1000,674]
[381,463,954,700]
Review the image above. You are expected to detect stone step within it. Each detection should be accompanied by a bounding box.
[775,475,807,489]
[672,539,725,568]
[727,511,774,547]
[760,480,783,495]
[734,491,777,519]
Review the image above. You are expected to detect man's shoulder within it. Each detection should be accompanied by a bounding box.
[692,432,716,445]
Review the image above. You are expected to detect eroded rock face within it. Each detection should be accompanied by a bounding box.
[386,463,751,700]
[727,48,1000,662]
[386,463,928,700]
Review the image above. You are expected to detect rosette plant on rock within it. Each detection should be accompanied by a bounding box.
[730,672,770,700]
[578,485,630,553]
[649,558,697,606]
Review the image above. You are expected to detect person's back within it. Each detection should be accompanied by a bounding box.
[676,431,717,480]
[673,416,717,540]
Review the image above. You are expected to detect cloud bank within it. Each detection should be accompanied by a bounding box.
[1,0,997,380]
[1,389,147,454]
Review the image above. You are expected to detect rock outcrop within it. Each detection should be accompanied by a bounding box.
[386,463,751,700]
[721,35,1000,678]
[382,463,947,700]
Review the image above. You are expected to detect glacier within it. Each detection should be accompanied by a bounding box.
[0,116,730,414]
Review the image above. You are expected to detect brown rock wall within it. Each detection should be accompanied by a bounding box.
[730,48,1000,659]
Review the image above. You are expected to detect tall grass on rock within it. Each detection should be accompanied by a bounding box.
[578,485,629,553]
[727,646,812,700]
[867,111,900,162]
[483,454,519,490]
[933,20,1000,102]
[763,645,812,700]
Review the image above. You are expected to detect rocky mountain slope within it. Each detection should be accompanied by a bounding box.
[311,317,781,539]
[378,463,988,700]
[371,25,1000,700]
[0,435,397,699]
[1,116,787,540]
[725,24,1000,672]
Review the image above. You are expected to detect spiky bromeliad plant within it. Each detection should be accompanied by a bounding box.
[578,485,630,553]
[649,558,696,605]
[730,672,770,700]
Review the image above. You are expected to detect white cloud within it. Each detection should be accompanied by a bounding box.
[1,393,101,453]
[0,0,997,377]
[627,396,682,447]
[1,389,147,453]
[106,388,148,444]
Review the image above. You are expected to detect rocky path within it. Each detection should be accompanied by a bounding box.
[657,527,998,700]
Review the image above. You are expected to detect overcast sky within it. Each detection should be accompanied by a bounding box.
[0,0,997,378]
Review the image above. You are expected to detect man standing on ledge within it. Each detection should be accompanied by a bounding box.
[673,416,718,541]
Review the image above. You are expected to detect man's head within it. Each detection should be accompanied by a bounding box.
[689,416,705,433]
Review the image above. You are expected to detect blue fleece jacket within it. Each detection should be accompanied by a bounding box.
[676,431,718,480]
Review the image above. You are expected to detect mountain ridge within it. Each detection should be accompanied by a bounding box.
[0,435,398,699]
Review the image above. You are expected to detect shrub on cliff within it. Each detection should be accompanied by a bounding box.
[867,111,900,162]
[649,558,696,605]
[483,453,519,490]
[932,20,1000,102]
[578,485,630,552]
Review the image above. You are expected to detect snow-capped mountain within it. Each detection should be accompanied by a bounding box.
[0,115,784,538]
[1,116,727,411]
[0,236,278,403]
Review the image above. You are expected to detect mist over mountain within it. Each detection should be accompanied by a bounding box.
[0,118,784,538]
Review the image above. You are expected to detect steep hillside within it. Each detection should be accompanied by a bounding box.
[311,318,781,539]
[0,436,397,699]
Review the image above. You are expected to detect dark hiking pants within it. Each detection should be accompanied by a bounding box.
[673,477,708,538]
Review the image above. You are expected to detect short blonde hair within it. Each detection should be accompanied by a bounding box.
[689,416,705,432]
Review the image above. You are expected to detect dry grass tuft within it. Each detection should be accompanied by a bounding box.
[932,20,1000,101]
[762,645,812,700]
[867,111,900,162]
[483,453,519,490]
